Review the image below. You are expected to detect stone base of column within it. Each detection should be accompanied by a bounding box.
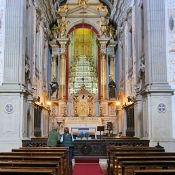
[101,85,106,99]
[59,85,66,100]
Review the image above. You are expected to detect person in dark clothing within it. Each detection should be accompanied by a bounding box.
[47,125,60,147]
[60,127,74,167]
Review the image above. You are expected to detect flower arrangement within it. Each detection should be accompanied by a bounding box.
[77,132,84,139]
[77,131,90,139]
[84,131,90,139]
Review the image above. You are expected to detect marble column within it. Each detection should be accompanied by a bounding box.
[0,0,27,151]
[109,54,114,78]
[142,0,174,150]
[134,95,143,138]
[107,40,117,79]
[57,38,69,101]
[98,38,110,100]
[100,52,107,100]
[51,55,58,80]
[60,52,66,100]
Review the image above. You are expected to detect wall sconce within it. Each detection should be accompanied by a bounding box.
[47,101,52,106]
[116,100,120,106]
[46,101,52,110]
[116,99,121,115]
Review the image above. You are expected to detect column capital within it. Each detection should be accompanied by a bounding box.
[108,54,115,60]
[51,54,58,61]
[57,38,69,52]
[60,52,66,59]
[49,41,59,55]
[97,38,110,52]
[100,52,106,59]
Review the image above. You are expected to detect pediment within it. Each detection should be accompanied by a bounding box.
[66,4,100,17]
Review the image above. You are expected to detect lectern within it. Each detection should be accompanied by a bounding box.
[97,126,104,140]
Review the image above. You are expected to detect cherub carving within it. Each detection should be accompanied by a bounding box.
[58,2,69,14]
[96,2,108,14]
[51,24,59,39]
[58,18,66,37]
[100,17,108,36]
[108,25,115,39]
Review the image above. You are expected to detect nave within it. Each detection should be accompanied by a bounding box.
[0,142,175,175]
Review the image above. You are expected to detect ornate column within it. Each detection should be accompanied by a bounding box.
[60,52,66,100]
[107,41,117,79]
[51,55,58,80]
[98,39,110,100]
[57,38,69,100]
[100,52,107,100]
[109,54,114,78]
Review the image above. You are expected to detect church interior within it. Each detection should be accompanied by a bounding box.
[0,0,175,174]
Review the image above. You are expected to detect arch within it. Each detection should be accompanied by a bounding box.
[66,23,101,100]
[67,20,100,37]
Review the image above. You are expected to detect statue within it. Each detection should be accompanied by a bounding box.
[100,17,108,36]
[58,2,69,14]
[137,56,145,90]
[59,19,66,37]
[108,76,116,98]
[77,0,88,5]
[108,25,115,40]
[50,78,59,98]
[51,24,59,39]
[96,2,108,14]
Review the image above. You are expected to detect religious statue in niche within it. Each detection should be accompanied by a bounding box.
[58,2,69,14]
[50,78,59,99]
[96,2,108,14]
[51,24,59,39]
[100,17,108,37]
[58,18,66,37]
[137,56,145,90]
[108,75,116,99]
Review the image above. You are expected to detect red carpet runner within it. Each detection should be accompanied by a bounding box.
[72,164,105,175]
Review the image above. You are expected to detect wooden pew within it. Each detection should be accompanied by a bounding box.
[12,147,69,175]
[114,157,175,175]
[0,168,56,175]
[0,152,65,175]
[0,155,63,175]
[0,161,58,175]
[134,169,175,175]
[107,146,165,175]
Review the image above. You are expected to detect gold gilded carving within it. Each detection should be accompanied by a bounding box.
[108,25,115,40]
[78,102,87,115]
[51,24,59,39]
[74,28,92,58]
[58,2,69,14]
[77,0,88,5]
[100,17,108,36]
[96,2,108,14]
[60,52,66,59]
[59,18,66,37]
[101,52,106,59]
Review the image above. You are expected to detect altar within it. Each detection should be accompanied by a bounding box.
[64,117,103,138]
